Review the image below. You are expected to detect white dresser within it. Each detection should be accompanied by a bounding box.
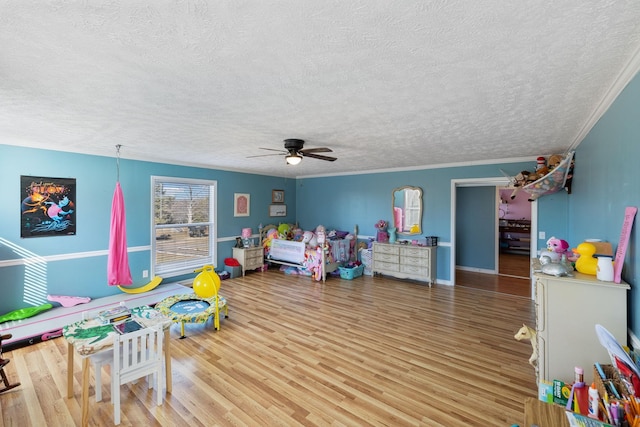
[232,247,264,277]
[534,268,629,384]
[372,242,437,286]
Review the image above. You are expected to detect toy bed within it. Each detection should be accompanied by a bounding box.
[260,224,358,283]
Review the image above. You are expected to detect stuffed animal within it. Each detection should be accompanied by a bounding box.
[541,236,570,262]
[263,228,279,248]
[535,256,573,277]
[292,228,303,242]
[510,171,539,199]
[514,324,538,367]
[302,230,318,248]
[547,154,563,170]
[535,156,549,176]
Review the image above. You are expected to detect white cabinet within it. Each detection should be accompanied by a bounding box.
[232,247,264,277]
[534,269,629,384]
[372,243,437,286]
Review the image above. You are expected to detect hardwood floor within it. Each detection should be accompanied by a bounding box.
[498,253,531,278]
[456,269,531,298]
[0,271,537,426]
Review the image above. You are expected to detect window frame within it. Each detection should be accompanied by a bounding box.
[151,176,217,278]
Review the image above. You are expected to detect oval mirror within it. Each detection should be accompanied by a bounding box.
[392,186,423,235]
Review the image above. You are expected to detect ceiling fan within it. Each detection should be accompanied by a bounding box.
[248,139,337,165]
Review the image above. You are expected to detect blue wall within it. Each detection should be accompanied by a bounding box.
[0,145,296,313]
[295,161,535,281]
[1,70,639,340]
[457,186,496,270]
[564,72,640,333]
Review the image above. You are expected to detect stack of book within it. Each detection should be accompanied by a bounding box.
[98,305,131,324]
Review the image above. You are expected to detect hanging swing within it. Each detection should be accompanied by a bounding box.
[108,145,163,293]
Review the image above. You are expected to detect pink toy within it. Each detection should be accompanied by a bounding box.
[540,236,570,262]
[47,294,91,308]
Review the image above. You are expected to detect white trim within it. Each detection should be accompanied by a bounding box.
[0,245,150,268]
[456,265,496,275]
[630,328,640,351]
[298,156,539,179]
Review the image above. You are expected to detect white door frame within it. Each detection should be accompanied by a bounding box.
[450,177,538,299]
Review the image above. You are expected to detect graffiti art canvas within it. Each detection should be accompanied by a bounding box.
[21,176,76,238]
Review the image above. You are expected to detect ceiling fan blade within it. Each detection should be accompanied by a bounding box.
[303,152,337,162]
[300,147,333,154]
[259,147,287,153]
[246,153,284,158]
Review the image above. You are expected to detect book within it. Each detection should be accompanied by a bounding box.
[113,319,144,335]
[98,305,131,323]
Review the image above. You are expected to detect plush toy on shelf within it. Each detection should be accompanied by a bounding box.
[539,236,571,262]
[574,242,599,275]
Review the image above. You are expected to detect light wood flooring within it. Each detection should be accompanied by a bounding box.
[0,270,537,426]
[456,253,532,298]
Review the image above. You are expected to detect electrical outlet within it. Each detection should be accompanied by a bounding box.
[142,270,149,278]
[538,231,546,240]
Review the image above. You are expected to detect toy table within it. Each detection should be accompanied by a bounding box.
[155,293,228,338]
[63,306,172,427]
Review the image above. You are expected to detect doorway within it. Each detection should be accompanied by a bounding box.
[450,178,537,299]
[498,186,532,279]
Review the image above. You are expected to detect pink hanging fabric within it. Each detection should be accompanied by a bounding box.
[107,182,133,286]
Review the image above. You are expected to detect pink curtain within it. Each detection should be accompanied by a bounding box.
[394,207,403,231]
[107,182,132,286]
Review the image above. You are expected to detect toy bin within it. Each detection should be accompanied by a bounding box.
[359,248,373,276]
[339,264,364,280]
[425,236,438,246]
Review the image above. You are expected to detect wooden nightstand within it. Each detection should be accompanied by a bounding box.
[232,247,264,277]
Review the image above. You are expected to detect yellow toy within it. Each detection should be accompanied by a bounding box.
[574,242,598,275]
[192,265,221,298]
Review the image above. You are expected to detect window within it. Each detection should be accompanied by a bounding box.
[403,190,421,232]
[152,176,216,277]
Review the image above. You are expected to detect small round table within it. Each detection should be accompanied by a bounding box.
[156,293,228,338]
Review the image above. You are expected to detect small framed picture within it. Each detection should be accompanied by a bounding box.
[234,193,250,217]
[269,204,287,217]
[272,189,284,204]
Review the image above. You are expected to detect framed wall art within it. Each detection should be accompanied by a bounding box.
[269,204,287,217]
[272,189,284,203]
[234,193,250,217]
[21,175,76,238]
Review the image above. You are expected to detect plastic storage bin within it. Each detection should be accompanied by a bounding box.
[339,264,364,280]
[359,248,373,276]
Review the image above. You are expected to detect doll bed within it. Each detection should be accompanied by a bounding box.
[260,224,358,283]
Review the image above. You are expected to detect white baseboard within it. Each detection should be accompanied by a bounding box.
[456,265,496,275]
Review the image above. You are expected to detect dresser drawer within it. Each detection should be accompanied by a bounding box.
[400,246,429,260]
[400,264,428,276]
[245,257,264,269]
[401,256,427,267]
[373,252,399,263]
[373,243,400,255]
[374,260,400,272]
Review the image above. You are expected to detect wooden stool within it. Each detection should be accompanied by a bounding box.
[0,334,21,393]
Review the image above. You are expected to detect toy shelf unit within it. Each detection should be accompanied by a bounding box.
[534,266,629,385]
[499,219,531,255]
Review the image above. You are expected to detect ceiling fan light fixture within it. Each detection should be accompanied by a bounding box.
[285,153,302,165]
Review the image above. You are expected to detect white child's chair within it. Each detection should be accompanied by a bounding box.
[92,323,164,425]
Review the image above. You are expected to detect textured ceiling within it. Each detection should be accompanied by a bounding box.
[2,1,640,178]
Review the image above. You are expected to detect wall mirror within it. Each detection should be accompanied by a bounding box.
[392,186,423,235]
